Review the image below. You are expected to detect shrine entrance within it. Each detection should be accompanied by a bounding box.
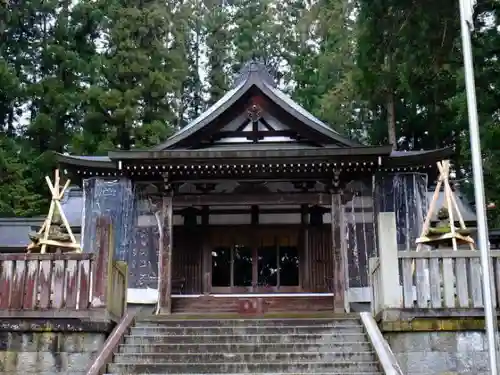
[210,226,300,294]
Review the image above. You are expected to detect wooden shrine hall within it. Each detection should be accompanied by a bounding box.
[57,61,452,314]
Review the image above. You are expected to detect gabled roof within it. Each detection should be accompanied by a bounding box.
[153,61,359,150]
[55,61,454,171]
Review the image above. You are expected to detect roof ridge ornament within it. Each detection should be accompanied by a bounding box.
[233,58,278,88]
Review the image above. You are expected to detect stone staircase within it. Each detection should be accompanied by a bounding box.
[106,315,383,374]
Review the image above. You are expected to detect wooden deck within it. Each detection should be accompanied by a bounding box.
[171,295,334,315]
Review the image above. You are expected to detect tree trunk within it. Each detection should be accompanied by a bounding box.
[387,90,397,150]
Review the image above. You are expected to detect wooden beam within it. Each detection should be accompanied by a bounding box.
[158,192,173,314]
[173,192,331,206]
[211,130,299,141]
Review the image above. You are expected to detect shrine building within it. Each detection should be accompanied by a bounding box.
[56,62,453,314]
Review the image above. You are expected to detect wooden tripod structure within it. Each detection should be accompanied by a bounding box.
[27,169,81,254]
[415,160,475,251]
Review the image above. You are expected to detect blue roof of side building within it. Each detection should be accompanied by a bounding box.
[0,187,83,249]
[59,186,84,227]
[0,217,44,248]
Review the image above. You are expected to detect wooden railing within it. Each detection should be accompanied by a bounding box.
[370,249,500,316]
[0,216,128,320]
[107,261,128,318]
[0,253,94,312]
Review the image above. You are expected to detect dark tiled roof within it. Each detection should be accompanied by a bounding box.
[153,62,358,150]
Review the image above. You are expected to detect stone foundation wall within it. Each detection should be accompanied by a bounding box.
[385,330,498,375]
[0,331,105,374]
[0,319,111,374]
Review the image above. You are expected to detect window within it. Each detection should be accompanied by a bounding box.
[212,247,231,287]
[233,245,252,286]
[258,246,278,286]
[279,246,299,286]
[211,240,299,289]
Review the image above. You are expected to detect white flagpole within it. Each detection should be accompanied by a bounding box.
[458,0,499,373]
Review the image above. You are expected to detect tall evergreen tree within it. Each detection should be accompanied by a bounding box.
[231,0,284,80]
[356,0,461,150]
[84,0,187,150]
[289,0,363,138]
[178,0,204,125]
[204,3,231,104]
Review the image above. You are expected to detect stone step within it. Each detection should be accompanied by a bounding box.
[107,361,381,373]
[124,332,368,345]
[113,351,377,364]
[129,324,365,335]
[105,373,383,375]
[135,318,361,327]
[118,341,374,354]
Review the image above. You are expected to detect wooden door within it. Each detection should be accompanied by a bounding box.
[208,225,301,294]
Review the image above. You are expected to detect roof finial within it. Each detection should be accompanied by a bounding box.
[233,58,277,88]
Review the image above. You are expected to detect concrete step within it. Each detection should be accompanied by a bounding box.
[107,361,381,373]
[105,373,383,375]
[118,341,374,354]
[113,351,378,364]
[129,324,365,335]
[135,318,362,327]
[110,316,380,375]
[123,332,368,345]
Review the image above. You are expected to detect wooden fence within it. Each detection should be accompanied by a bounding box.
[370,249,500,316]
[0,217,127,320]
[0,253,93,311]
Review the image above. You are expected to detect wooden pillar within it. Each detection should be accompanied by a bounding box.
[331,192,347,312]
[340,200,350,312]
[158,191,173,314]
[201,206,211,295]
[300,204,310,291]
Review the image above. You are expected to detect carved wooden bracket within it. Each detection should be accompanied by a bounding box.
[327,170,342,193]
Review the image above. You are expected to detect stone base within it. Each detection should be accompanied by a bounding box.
[0,318,112,373]
[377,308,500,374]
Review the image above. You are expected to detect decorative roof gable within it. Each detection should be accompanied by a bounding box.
[154,61,359,150]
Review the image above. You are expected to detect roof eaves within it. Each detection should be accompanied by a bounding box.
[56,153,116,169]
[385,147,455,166]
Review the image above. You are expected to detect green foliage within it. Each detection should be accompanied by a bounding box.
[0,0,499,231]
[204,4,231,104]
[0,135,46,216]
